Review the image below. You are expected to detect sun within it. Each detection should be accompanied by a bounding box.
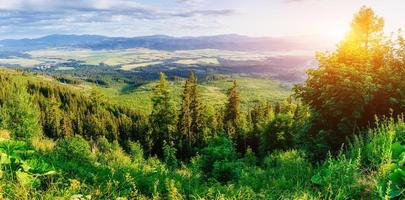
[327,26,350,43]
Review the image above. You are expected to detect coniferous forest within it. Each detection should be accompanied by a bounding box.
[0,6,404,200]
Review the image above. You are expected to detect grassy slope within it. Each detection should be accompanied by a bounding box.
[98,76,292,114]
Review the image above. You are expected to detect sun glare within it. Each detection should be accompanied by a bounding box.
[327,26,350,43]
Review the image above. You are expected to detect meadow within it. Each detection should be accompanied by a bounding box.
[98,76,292,113]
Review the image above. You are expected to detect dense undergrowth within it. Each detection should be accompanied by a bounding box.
[0,117,403,199]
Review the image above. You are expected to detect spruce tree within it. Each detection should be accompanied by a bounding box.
[178,72,206,157]
[224,80,242,139]
[150,72,177,157]
[189,72,205,144]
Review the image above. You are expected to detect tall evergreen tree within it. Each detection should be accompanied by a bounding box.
[189,72,205,145]
[178,78,193,146]
[150,72,177,157]
[178,72,206,158]
[224,80,243,139]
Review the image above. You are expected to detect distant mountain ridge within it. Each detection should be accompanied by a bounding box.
[0,34,333,52]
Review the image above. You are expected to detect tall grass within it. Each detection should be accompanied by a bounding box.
[347,116,405,199]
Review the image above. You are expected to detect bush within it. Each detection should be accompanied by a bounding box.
[129,141,144,163]
[54,136,94,164]
[97,139,131,167]
[108,140,132,167]
[263,150,313,182]
[163,141,177,170]
[200,134,242,183]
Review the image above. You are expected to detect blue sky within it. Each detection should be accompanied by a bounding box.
[0,0,404,40]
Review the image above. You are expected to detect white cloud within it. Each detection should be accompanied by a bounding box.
[0,0,237,38]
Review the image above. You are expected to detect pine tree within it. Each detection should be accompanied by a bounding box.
[178,72,206,158]
[178,78,192,147]
[224,80,242,139]
[150,72,177,157]
[189,72,205,144]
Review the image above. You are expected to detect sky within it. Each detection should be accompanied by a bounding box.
[0,0,405,41]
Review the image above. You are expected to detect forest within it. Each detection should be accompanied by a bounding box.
[0,7,404,200]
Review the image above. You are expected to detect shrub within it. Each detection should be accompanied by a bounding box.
[97,136,112,154]
[129,141,144,163]
[200,134,241,183]
[97,139,131,167]
[163,141,177,170]
[54,136,94,164]
[165,179,183,200]
[108,140,132,167]
[263,150,313,182]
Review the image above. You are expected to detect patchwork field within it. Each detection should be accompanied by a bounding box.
[1,48,311,69]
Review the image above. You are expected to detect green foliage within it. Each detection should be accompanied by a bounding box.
[0,140,57,196]
[128,141,144,163]
[311,153,363,199]
[260,110,294,153]
[348,117,405,198]
[200,135,242,183]
[295,6,405,150]
[0,76,42,141]
[177,72,207,159]
[150,72,177,157]
[163,141,178,170]
[54,136,94,164]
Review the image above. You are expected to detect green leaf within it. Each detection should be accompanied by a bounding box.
[389,168,404,185]
[311,173,322,185]
[392,143,404,160]
[389,187,404,198]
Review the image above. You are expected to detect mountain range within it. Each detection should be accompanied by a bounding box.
[0,34,334,52]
